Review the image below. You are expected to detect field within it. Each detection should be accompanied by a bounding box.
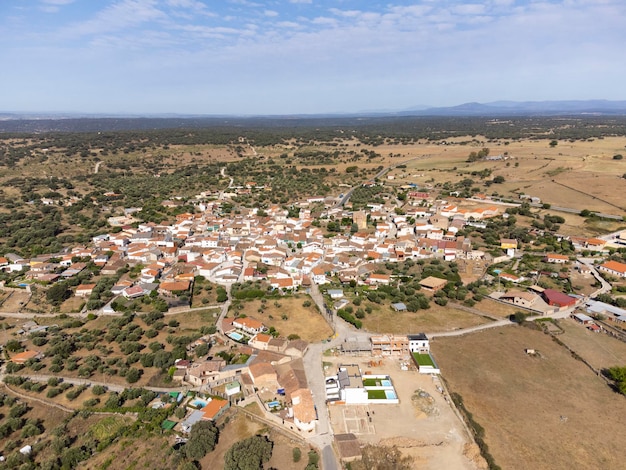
[360,303,489,334]
[9,308,219,389]
[325,354,482,469]
[231,296,333,342]
[388,136,626,232]
[200,408,313,470]
[556,318,626,370]
[432,325,626,470]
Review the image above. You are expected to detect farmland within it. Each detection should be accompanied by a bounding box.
[432,324,626,470]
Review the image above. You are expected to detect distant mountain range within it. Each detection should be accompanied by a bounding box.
[2,100,626,133]
[398,100,626,116]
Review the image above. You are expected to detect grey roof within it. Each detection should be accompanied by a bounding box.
[407,333,428,341]
[181,410,205,431]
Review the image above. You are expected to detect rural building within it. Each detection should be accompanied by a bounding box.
[598,260,626,278]
[248,362,279,389]
[391,302,407,312]
[186,360,226,386]
[585,300,626,324]
[419,276,447,292]
[328,289,344,299]
[367,273,391,285]
[329,365,400,405]
[75,283,97,297]
[201,398,229,421]
[158,280,191,296]
[541,289,577,308]
[499,291,539,309]
[408,333,429,353]
[370,335,409,356]
[248,332,272,350]
[225,380,241,396]
[571,313,594,325]
[10,350,43,364]
[544,253,570,264]
[290,388,317,432]
[232,317,266,335]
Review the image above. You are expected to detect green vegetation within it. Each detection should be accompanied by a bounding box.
[224,435,273,470]
[605,366,626,395]
[367,389,387,399]
[413,353,435,367]
[185,420,219,460]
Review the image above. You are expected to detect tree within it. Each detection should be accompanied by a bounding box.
[125,367,142,384]
[185,421,219,460]
[492,175,505,184]
[46,282,71,306]
[224,435,273,470]
[549,140,558,148]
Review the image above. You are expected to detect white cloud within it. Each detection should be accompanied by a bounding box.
[290,0,312,4]
[264,10,279,17]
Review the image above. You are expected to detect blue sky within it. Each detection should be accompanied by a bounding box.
[2,0,626,115]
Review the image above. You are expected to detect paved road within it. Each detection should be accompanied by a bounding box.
[578,258,612,298]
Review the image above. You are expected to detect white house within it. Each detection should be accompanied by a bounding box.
[408,333,429,353]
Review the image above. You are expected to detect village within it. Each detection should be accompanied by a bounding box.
[2,179,626,468]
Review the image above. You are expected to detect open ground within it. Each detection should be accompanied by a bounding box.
[432,324,626,470]
[230,296,333,342]
[360,302,490,334]
[323,354,483,469]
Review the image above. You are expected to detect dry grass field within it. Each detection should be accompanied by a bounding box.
[556,318,626,370]
[433,325,626,470]
[232,296,333,342]
[200,408,313,470]
[360,303,489,334]
[0,290,31,313]
[391,136,626,217]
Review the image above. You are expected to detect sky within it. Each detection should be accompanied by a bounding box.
[2,0,626,115]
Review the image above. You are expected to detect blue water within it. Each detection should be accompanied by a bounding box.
[385,390,397,400]
[381,379,392,387]
[267,400,280,409]
[229,332,244,341]
[191,399,207,408]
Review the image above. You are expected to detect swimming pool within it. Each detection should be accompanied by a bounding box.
[191,399,208,409]
[228,331,244,341]
[381,379,392,387]
[266,400,280,409]
[385,390,397,400]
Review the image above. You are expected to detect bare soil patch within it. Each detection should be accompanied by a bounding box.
[433,325,626,470]
[360,303,488,335]
[556,318,626,370]
[325,354,479,470]
[233,296,333,342]
[0,290,30,312]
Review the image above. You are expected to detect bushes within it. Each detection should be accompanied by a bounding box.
[185,421,219,460]
[337,308,362,329]
[224,435,272,470]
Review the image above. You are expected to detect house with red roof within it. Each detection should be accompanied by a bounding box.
[599,260,626,278]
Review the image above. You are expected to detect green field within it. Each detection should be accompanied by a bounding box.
[413,353,435,367]
[367,389,387,400]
